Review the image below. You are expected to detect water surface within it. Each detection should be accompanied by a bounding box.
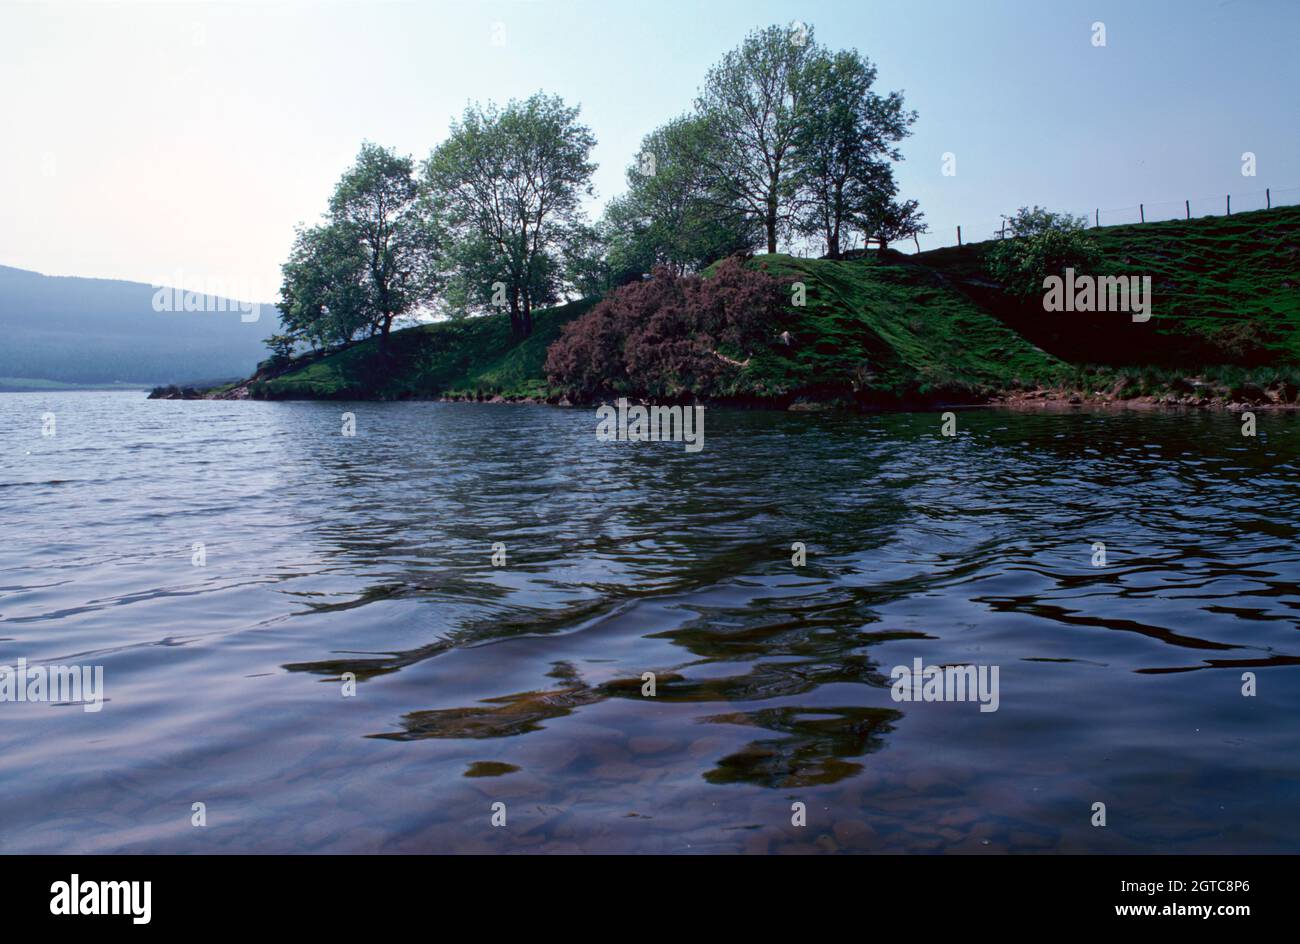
[2,392,1298,853]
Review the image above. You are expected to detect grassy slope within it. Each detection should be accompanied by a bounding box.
[1090,207,1300,363]
[255,298,597,400]
[917,205,1300,367]
[744,253,1064,401]
[252,205,1300,403]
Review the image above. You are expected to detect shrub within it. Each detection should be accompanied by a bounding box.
[545,256,793,399]
[984,206,1101,300]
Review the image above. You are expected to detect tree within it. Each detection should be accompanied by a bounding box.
[562,220,616,299]
[277,222,367,351]
[871,198,928,253]
[791,49,917,258]
[603,115,759,277]
[329,143,441,349]
[695,24,821,254]
[985,207,1100,299]
[275,143,440,354]
[261,332,299,371]
[860,171,927,253]
[425,93,596,337]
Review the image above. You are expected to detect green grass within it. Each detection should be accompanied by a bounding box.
[1088,207,1300,363]
[255,299,597,400]
[744,253,1065,402]
[915,204,1300,368]
[250,204,1300,404]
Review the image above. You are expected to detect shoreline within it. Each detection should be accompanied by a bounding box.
[156,383,1300,414]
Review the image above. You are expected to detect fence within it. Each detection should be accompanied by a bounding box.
[937,185,1300,252]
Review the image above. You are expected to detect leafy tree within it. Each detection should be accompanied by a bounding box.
[874,199,927,251]
[603,115,759,277]
[437,230,557,322]
[602,196,661,285]
[690,24,923,259]
[425,93,596,336]
[277,222,365,351]
[260,333,299,371]
[275,143,440,354]
[985,207,1100,298]
[562,221,616,299]
[695,24,821,254]
[859,169,927,253]
[328,143,442,347]
[791,49,917,258]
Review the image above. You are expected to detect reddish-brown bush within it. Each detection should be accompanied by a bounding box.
[545,256,792,399]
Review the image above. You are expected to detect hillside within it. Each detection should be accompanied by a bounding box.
[0,265,276,387]
[249,298,598,400]
[239,205,1300,406]
[739,253,1065,402]
[916,206,1300,368]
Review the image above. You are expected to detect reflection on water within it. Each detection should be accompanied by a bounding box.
[1,392,1298,853]
[701,706,902,788]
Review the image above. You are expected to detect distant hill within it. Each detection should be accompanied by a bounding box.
[0,265,278,387]
[242,205,1300,406]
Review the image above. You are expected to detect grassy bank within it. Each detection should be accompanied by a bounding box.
[235,204,1300,407]
[250,298,597,400]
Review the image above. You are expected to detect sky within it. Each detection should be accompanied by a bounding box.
[2,0,1297,300]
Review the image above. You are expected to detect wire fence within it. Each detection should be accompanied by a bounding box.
[921,185,1300,253]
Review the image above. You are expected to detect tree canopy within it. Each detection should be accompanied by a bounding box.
[603,115,759,279]
[272,25,927,360]
[424,93,596,337]
[791,48,920,257]
[277,143,440,352]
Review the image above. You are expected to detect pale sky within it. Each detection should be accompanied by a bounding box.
[2,0,1297,300]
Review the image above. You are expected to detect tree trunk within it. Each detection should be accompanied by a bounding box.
[522,292,533,337]
[766,184,778,254]
[508,290,522,337]
[828,186,843,259]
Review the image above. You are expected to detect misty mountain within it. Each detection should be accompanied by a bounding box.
[0,265,278,386]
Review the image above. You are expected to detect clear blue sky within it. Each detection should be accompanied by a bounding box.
[2,0,1296,299]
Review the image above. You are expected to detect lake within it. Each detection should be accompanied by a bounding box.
[2,391,1298,853]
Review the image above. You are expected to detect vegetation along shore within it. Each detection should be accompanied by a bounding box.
[162,205,1300,413]
[155,24,1300,413]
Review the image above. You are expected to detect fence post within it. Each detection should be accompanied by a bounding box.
[1267,188,1271,209]
[1140,203,1145,223]
[1227,194,1231,215]
[1185,199,1190,219]
[1095,208,1099,227]
[957,225,962,246]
